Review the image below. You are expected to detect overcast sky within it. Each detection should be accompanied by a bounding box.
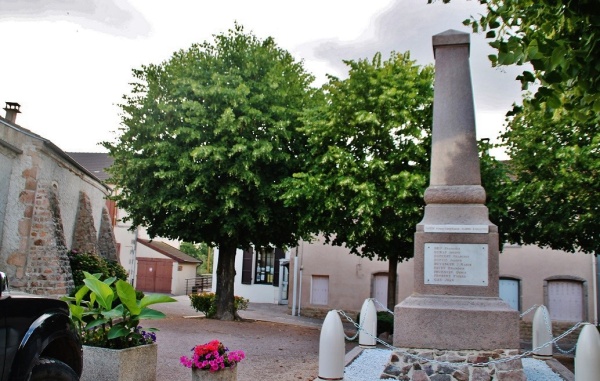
[0,0,524,157]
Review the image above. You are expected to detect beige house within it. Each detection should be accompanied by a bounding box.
[135,238,201,295]
[288,236,599,324]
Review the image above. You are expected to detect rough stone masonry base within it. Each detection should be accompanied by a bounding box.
[381,348,526,381]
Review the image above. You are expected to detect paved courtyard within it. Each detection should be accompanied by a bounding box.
[151,296,358,381]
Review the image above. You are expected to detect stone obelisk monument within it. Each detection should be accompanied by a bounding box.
[393,30,520,351]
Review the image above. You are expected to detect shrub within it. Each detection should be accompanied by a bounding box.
[355,310,394,336]
[68,250,127,288]
[189,292,249,319]
[105,258,128,280]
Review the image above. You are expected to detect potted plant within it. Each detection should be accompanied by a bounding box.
[180,340,245,381]
[62,271,176,381]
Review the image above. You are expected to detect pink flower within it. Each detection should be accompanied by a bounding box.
[180,340,245,371]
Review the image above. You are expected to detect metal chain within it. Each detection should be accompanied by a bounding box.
[519,304,539,318]
[372,298,394,315]
[336,309,583,368]
[540,306,578,354]
[337,310,361,341]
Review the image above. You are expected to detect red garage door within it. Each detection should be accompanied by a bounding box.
[136,258,173,293]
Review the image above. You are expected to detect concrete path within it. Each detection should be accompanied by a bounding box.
[162,295,341,330]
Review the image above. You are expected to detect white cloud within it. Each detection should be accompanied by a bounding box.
[0,0,524,153]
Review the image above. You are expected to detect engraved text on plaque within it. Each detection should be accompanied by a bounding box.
[424,243,488,286]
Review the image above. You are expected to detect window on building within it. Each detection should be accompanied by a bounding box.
[254,248,275,284]
[311,275,329,305]
[499,277,520,311]
[241,247,285,286]
[547,279,585,322]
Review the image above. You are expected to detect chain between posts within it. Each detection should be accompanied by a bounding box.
[336,309,583,368]
[519,304,538,318]
[539,306,578,354]
[339,298,389,341]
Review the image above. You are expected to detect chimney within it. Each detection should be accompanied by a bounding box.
[3,102,21,124]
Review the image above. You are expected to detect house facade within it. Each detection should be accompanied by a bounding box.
[211,246,290,304]
[0,102,117,295]
[287,237,599,324]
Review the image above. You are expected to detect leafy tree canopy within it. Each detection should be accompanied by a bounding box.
[501,98,599,254]
[281,52,435,310]
[433,0,599,254]
[103,23,317,319]
[438,0,600,126]
[282,51,434,262]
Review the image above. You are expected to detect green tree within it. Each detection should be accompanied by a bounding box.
[438,0,600,126]
[433,0,600,254]
[282,52,434,309]
[179,242,213,274]
[500,100,599,254]
[103,24,316,320]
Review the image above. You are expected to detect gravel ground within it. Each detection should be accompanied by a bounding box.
[150,315,358,381]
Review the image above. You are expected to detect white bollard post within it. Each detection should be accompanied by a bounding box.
[532,305,553,358]
[318,310,345,381]
[359,298,377,348]
[575,323,600,381]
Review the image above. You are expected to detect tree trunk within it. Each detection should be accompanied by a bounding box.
[387,255,398,311]
[215,243,237,321]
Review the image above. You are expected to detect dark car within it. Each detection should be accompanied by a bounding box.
[0,272,82,381]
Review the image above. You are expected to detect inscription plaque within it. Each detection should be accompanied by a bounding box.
[424,243,488,286]
[424,224,489,234]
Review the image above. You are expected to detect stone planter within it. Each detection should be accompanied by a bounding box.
[192,366,237,381]
[81,343,157,381]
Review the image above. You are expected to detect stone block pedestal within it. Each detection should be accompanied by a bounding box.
[394,294,520,350]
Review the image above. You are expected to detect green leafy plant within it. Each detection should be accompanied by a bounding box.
[68,250,127,288]
[63,271,176,349]
[189,292,248,319]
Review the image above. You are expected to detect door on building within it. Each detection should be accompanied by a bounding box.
[547,280,584,322]
[372,273,388,311]
[499,278,520,311]
[278,260,289,305]
[136,258,173,293]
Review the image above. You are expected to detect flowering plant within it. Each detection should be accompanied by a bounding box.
[180,340,245,372]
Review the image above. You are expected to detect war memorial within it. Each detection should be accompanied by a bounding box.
[389,30,526,380]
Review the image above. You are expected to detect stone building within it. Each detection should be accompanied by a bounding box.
[0,102,117,295]
[65,152,202,295]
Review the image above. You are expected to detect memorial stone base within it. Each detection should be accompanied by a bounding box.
[394,294,520,350]
[380,348,526,381]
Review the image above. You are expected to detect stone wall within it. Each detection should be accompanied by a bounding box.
[98,206,118,261]
[72,191,100,255]
[24,182,73,295]
[1,117,116,295]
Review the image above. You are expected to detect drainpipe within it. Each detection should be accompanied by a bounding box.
[292,246,299,316]
[130,228,139,286]
[594,254,599,325]
[298,241,304,316]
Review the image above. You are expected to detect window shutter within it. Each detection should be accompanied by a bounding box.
[272,248,285,287]
[241,248,253,285]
